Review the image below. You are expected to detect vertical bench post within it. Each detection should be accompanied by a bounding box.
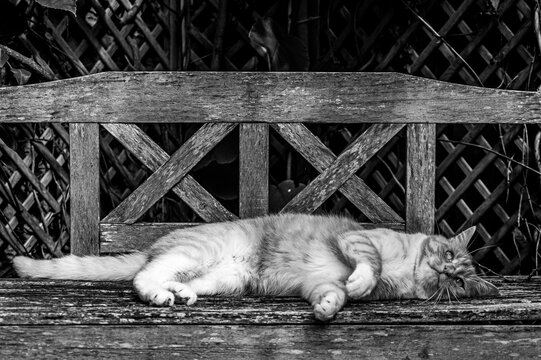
[239,123,269,218]
[406,124,436,234]
[69,123,100,255]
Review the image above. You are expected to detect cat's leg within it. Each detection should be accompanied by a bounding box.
[132,253,199,306]
[302,280,347,321]
[337,231,382,300]
[186,262,251,296]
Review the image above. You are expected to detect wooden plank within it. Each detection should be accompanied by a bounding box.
[100,223,197,253]
[69,123,100,255]
[273,123,403,222]
[1,324,540,359]
[280,124,404,214]
[239,123,269,218]
[0,278,536,325]
[406,124,436,234]
[0,72,539,124]
[102,123,236,224]
[102,124,236,222]
[99,222,406,253]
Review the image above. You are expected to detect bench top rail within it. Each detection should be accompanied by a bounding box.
[0,71,539,124]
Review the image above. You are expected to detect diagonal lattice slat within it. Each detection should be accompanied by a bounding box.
[277,124,405,216]
[273,123,403,222]
[103,123,237,224]
[102,123,237,222]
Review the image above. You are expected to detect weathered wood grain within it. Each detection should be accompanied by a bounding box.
[102,123,236,224]
[99,222,406,253]
[69,123,100,255]
[1,278,539,358]
[406,124,436,234]
[239,123,269,218]
[273,123,403,222]
[280,124,404,214]
[1,72,539,124]
[1,324,540,359]
[100,223,197,253]
[102,123,237,222]
[0,278,537,325]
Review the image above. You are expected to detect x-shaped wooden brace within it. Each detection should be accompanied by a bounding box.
[272,123,404,223]
[101,123,238,224]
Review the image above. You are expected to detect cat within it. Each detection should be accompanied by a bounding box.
[12,213,498,321]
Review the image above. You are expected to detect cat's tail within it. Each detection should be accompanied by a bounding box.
[12,252,148,281]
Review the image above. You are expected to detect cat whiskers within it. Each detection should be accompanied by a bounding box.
[445,288,452,304]
[424,285,447,304]
[423,285,443,304]
[449,287,461,303]
[435,287,445,304]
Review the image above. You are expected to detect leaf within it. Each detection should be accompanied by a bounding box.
[269,180,306,212]
[249,17,309,71]
[85,10,98,27]
[35,0,77,15]
[0,48,8,68]
[10,68,31,85]
[490,0,500,10]
[193,130,238,171]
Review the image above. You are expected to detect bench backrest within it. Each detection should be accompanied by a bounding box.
[1,72,539,255]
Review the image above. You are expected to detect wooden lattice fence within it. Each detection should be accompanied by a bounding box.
[0,0,540,276]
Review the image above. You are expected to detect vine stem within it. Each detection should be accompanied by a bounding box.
[399,0,483,86]
[0,44,56,81]
[534,1,541,54]
[438,138,541,176]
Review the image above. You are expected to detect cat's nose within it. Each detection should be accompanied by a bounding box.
[443,264,455,274]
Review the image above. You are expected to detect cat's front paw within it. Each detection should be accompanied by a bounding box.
[313,291,343,322]
[346,263,378,299]
[163,281,198,305]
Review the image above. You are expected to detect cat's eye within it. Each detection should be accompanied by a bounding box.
[455,278,464,288]
[445,250,454,261]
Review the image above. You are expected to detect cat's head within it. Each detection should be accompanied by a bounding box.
[415,227,499,301]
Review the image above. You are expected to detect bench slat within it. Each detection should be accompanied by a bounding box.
[406,124,436,234]
[69,123,100,255]
[0,278,538,325]
[239,123,269,217]
[99,222,407,253]
[1,72,539,124]
[2,324,540,359]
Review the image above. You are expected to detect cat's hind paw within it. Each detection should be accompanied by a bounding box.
[346,263,378,299]
[163,281,198,306]
[313,292,343,322]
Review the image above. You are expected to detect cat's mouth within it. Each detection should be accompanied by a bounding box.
[428,263,449,288]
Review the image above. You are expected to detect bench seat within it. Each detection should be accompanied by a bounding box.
[1,277,540,359]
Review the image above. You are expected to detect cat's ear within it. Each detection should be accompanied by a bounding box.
[469,276,499,297]
[451,226,476,248]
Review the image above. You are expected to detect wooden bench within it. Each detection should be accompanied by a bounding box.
[1,72,541,358]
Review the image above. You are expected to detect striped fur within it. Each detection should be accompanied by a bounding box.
[13,213,498,321]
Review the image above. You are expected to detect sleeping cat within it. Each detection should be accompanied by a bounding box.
[13,213,498,321]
